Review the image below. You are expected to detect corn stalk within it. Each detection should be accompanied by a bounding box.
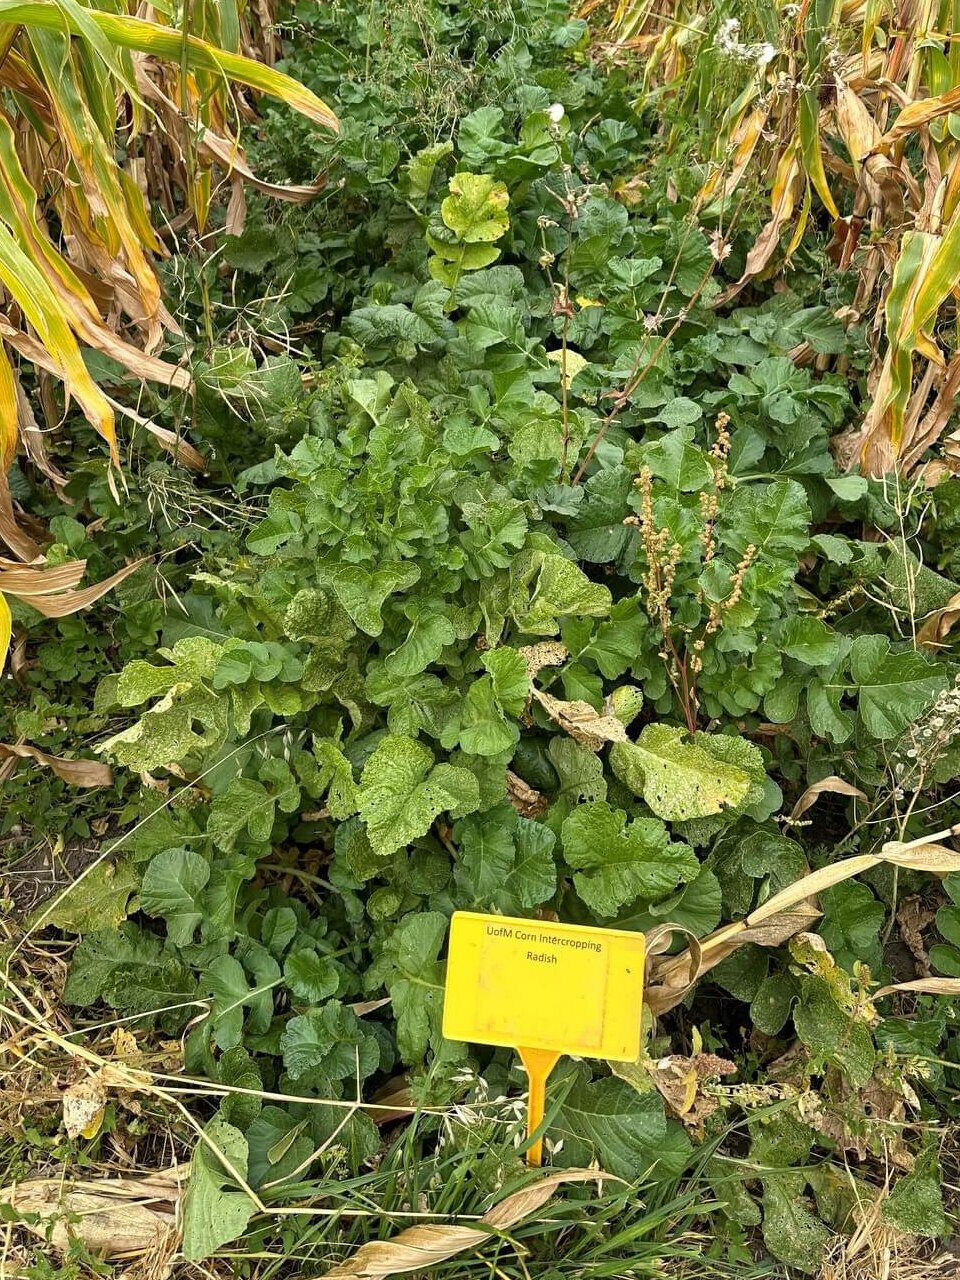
[589,0,960,474]
[0,1,338,670]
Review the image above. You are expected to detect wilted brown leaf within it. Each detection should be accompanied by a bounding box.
[896,896,934,975]
[789,775,867,821]
[62,1073,107,1140]
[645,1053,736,1129]
[0,742,112,787]
[531,689,627,750]
[917,590,960,648]
[506,769,548,818]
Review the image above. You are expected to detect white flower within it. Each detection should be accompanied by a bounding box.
[546,103,565,124]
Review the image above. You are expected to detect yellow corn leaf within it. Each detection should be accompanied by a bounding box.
[0,588,10,671]
[698,103,768,206]
[0,220,116,458]
[874,229,940,446]
[0,340,15,470]
[717,141,802,303]
[877,83,960,144]
[0,4,339,132]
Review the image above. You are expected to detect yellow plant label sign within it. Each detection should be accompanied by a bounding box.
[443,911,645,1060]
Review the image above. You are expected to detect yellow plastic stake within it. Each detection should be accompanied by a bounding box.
[518,1046,560,1166]
[443,912,645,1166]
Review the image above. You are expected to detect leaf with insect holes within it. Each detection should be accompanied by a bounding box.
[358,734,480,856]
[510,548,611,635]
[610,726,753,821]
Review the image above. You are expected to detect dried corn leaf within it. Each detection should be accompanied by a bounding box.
[0,557,145,618]
[2,1168,181,1259]
[315,1171,615,1280]
[645,830,960,1015]
[874,977,960,998]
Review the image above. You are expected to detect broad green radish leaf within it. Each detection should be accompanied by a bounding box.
[819,882,884,970]
[634,867,723,937]
[793,976,875,1087]
[749,973,796,1035]
[246,1106,314,1189]
[552,1070,685,1179]
[207,778,277,850]
[807,674,853,743]
[358,734,480,855]
[610,726,752,821]
[63,924,196,1022]
[323,562,421,636]
[850,634,946,738]
[101,638,235,770]
[825,474,868,501]
[705,1158,761,1227]
[459,674,519,755]
[561,801,697,915]
[366,911,449,1062]
[217,1046,262,1130]
[140,848,210,946]
[283,950,341,1003]
[428,241,501,285]
[641,425,713,492]
[454,805,557,909]
[385,605,456,677]
[565,468,638,564]
[260,907,298,956]
[181,1117,255,1261]
[455,802,516,899]
[778,616,844,666]
[298,739,359,819]
[101,685,229,770]
[405,141,454,201]
[204,954,263,1051]
[508,819,557,907]
[722,478,811,558]
[481,647,530,715]
[280,1001,379,1081]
